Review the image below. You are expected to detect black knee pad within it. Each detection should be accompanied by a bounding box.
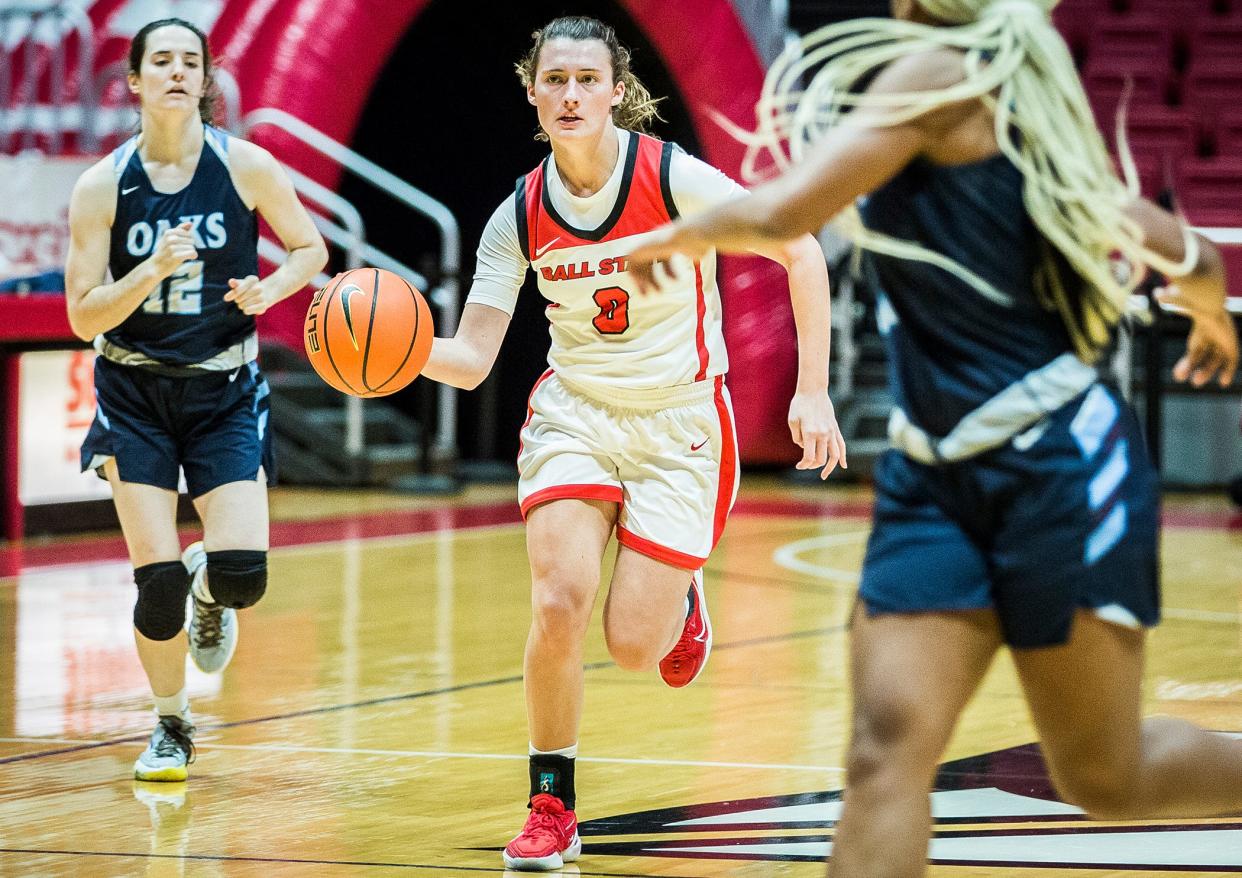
[134,561,190,641]
[206,550,267,609]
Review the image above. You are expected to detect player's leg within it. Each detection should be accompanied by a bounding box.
[507,373,623,871]
[828,607,1001,878]
[105,459,186,696]
[609,377,738,688]
[102,459,197,782]
[83,360,199,780]
[1002,387,1242,817]
[1014,611,1242,819]
[181,363,274,673]
[828,449,1004,877]
[504,497,615,871]
[603,548,700,674]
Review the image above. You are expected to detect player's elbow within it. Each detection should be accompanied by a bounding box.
[66,304,97,343]
[310,237,329,273]
[780,233,826,270]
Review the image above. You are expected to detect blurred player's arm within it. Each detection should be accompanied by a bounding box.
[1126,197,1238,387]
[227,141,328,316]
[65,160,197,341]
[627,49,969,272]
[421,199,522,390]
[666,145,848,476]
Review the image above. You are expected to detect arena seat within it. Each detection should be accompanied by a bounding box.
[1176,157,1242,222]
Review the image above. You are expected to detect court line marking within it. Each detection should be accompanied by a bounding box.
[772,531,868,582]
[0,623,849,766]
[5,521,528,580]
[0,848,700,877]
[0,737,844,773]
[773,535,1242,624]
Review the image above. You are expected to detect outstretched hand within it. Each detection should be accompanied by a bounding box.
[1155,283,1238,388]
[627,226,711,295]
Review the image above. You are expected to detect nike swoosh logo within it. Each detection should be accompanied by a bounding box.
[121,186,139,195]
[339,284,365,350]
[534,237,562,258]
[690,438,709,452]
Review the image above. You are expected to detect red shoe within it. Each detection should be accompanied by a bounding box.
[659,570,712,688]
[502,793,581,871]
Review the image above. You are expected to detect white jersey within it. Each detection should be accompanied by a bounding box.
[467,128,747,399]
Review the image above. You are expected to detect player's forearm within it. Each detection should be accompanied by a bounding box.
[68,259,167,341]
[421,336,494,390]
[263,241,329,306]
[786,244,832,393]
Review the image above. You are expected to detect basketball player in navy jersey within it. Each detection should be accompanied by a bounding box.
[629,1,1242,875]
[65,18,326,782]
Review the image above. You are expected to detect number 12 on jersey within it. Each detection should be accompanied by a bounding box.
[142,260,204,315]
[592,286,630,335]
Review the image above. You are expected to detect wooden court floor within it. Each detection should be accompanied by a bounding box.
[0,478,1239,876]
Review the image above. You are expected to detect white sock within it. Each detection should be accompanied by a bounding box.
[529,742,578,758]
[153,688,190,720]
[190,564,214,604]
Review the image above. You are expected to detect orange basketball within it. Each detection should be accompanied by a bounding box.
[303,268,434,397]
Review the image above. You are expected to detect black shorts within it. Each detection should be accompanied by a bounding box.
[81,357,276,498]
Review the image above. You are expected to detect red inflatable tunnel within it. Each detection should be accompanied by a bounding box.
[209,0,803,463]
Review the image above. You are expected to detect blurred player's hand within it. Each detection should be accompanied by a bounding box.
[150,222,197,278]
[1155,281,1238,388]
[224,275,275,316]
[789,390,847,479]
[627,226,710,294]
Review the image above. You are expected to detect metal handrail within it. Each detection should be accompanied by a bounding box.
[241,107,461,466]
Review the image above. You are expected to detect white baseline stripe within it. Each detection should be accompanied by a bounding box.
[0,738,844,773]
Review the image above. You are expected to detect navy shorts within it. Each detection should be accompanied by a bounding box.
[81,357,276,498]
[859,384,1160,648]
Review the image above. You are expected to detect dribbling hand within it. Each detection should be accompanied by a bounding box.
[224,275,275,316]
[150,221,197,278]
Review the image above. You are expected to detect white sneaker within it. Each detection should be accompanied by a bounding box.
[133,715,195,782]
[183,541,238,674]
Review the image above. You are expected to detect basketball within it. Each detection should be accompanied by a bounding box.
[303,267,434,397]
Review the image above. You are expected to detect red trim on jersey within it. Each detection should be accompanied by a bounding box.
[521,133,674,258]
[521,484,624,520]
[616,525,706,571]
[711,375,738,549]
[516,368,555,464]
[693,261,708,381]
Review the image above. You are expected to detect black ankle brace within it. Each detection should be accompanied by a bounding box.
[528,753,576,810]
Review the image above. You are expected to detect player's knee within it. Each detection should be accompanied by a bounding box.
[846,692,944,784]
[206,550,267,609]
[530,580,594,644]
[133,561,190,641]
[605,634,661,672]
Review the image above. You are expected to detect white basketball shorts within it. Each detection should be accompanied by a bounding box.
[516,370,739,570]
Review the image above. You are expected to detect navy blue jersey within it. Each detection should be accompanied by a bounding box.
[106,125,259,367]
[858,154,1085,437]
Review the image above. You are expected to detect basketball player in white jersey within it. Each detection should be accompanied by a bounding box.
[420,16,846,871]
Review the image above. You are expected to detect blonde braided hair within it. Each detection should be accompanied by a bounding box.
[731,0,1196,359]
